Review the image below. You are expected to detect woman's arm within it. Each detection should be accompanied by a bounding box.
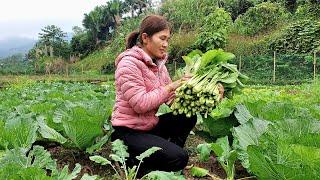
[117,59,171,114]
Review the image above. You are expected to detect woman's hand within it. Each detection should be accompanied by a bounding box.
[182,74,193,81]
[165,74,193,93]
[165,79,183,92]
[165,74,191,92]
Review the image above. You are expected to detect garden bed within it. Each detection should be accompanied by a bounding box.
[42,134,253,179]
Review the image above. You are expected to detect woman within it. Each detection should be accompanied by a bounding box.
[111,15,197,176]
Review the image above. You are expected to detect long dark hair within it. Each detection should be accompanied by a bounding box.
[126,15,171,49]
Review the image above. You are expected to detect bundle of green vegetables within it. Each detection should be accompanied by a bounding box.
[171,49,248,117]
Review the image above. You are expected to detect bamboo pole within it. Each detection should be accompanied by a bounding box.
[314,51,317,81]
[273,51,276,83]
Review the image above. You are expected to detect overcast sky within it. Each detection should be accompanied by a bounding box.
[0,0,107,40]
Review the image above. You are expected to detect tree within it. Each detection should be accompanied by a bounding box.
[217,0,254,21]
[123,0,150,17]
[38,25,66,47]
[72,26,85,36]
[83,5,115,47]
[70,32,95,58]
[107,0,123,27]
[38,25,70,58]
[27,25,70,60]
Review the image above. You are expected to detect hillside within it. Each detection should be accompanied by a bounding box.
[72,1,320,85]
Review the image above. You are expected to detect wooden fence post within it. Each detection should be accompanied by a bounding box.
[239,55,242,73]
[66,64,69,77]
[314,51,317,81]
[81,64,84,75]
[174,60,177,75]
[273,51,276,83]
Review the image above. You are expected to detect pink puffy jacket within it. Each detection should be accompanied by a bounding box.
[111,46,174,131]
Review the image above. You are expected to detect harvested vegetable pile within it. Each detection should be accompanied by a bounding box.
[171,49,248,117]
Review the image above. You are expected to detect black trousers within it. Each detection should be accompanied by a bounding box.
[111,113,197,176]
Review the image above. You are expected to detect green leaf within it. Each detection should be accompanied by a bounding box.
[0,164,23,179]
[221,63,238,73]
[37,116,67,144]
[109,154,122,162]
[219,72,238,84]
[291,144,320,168]
[234,104,254,124]
[199,49,221,69]
[62,105,105,150]
[215,52,235,63]
[89,155,111,166]
[0,148,29,168]
[3,115,38,149]
[111,139,129,164]
[232,117,270,169]
[0,150,5,159]
[196,143,212,162]
[226,150,238,178]
[190,166,209,177]
[136,147,161,161]
[187,49,203,58]
[233,118,270,150]
[53,163,82,180]
[210,136,237,179]
[86,131,112,154]
[15,167,51,180]
[143,170,186,180]
[211,136,229,158]
[210,98,237,119]
[17,167,52,180]
[247,145,283,179]
[29,145,57,171]
[0,146,72,179]
[127,165,137,179]
[156,104,172,117]
[80,173,100,180]
[203,114,239,139]
[182,56,194,74]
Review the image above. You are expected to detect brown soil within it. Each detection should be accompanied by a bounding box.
[42,134,254,180]
[42,142,114,179]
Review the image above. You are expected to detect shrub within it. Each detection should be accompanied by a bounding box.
[295,3,320,19]
[160,0,215,31]
[234,2,289,36]
[70,32,95,58]
[225,33,269,56]
[35,56,67,74]
[168,31,198,62]
[193,8,233,51]
[269,19,320,54]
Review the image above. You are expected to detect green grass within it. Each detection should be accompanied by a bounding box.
[0,74,115,89]
[72,46,116,72]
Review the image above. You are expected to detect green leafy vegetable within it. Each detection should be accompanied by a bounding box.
[190,166,209,177]
[171,49,248,118]
[156,104,172,117]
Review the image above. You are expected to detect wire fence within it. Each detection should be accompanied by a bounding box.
[168,51,319,85]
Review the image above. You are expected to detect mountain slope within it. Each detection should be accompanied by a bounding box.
[0,37,36,58]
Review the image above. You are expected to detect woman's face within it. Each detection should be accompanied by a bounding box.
[142,29,170,59]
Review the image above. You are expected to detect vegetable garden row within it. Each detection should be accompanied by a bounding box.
[0,50,320,179]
